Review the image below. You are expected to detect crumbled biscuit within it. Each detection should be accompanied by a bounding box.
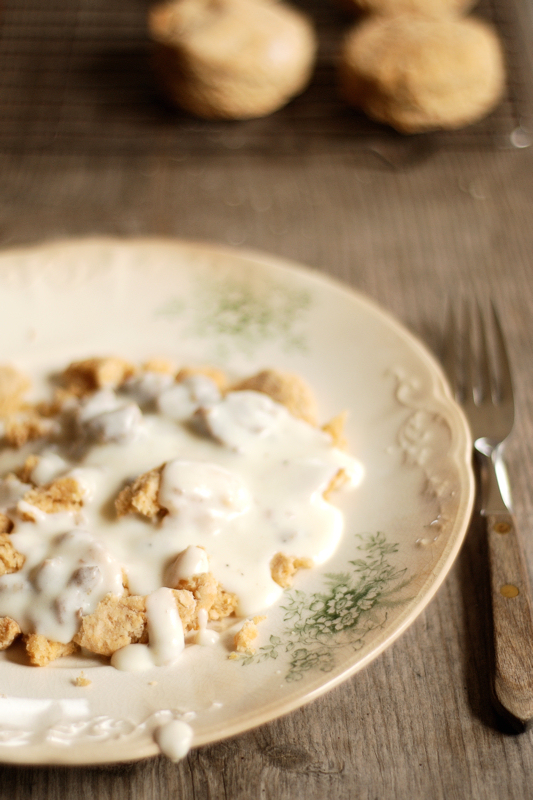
[73,671,92,687]
[0,514,13,534]
[340,0,474,16]
[0,356,353,671]
[0,532,25,575]
[176,572,238,623]
[0,616,21,649]
[21,476,84,520]
[232,615,266,653]
[142,357,178,375]
[176,573,217,615]
[208,585,239,621]
[73,593,147,657]
[170,588,199,631]
[270,552,313,589]
[231,369,318,425]
[324,467,352,500]
[115,466,164,519]
[322,411,348,451]
[0,366,31,417]
[35,388,72,417]
[15,454,40,485]
[25,634,79,666]
[62,357,136,396]
[4,411,53,448]
[176,366,228,392]
[73,589,197,657]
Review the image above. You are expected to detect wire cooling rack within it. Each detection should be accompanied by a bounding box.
[0,0,532,159]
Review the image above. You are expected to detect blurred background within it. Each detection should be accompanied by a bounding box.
[1,0,532,157]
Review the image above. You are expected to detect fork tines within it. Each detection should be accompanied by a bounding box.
[443,299,514,408]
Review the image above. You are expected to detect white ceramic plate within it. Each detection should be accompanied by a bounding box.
[0,238,474,765]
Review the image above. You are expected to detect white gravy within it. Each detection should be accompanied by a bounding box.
[154,719,194,762]
[0,372,362,659]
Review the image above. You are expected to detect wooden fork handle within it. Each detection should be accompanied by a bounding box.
[487,510,533,728]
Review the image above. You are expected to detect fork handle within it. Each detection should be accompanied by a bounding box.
[487,510,533,727]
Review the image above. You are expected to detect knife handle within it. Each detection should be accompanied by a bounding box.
[487,510,533,728]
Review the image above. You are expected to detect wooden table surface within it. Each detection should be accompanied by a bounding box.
[1,0,533,797]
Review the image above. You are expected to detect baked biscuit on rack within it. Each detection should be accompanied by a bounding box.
[339,14,505,133]
[148,0,317,119]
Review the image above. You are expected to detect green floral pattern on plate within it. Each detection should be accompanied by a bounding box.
[236,533,411,682]
[156,275,312,355]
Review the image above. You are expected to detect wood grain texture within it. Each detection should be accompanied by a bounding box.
[1,0,533,795]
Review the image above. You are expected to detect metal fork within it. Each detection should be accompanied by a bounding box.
[443,300,533,729]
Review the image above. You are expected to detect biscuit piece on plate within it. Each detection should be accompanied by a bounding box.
[232,615,266,654]
[0,533,25,575]
[61,357,136,397]
[20,476,85,520]
[25,634,79,667]
[270,552,313,589]
[4,410,54,448]
[231,369,318,425]
[0,366,30,417]
[115,466,164,520]
[0,617,21,650]
[148,0,317,119]
[339,15,505,133]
